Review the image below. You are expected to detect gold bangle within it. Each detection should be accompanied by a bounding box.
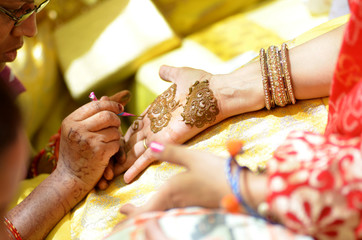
[280,43,296,104]
[267,46,289,107]
[259,48,274,110]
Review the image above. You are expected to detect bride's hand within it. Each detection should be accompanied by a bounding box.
[120,65,264,183]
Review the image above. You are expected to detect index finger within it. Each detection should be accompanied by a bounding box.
[109,90,132,106]
[124,105,150,141]
[71,100,122,121]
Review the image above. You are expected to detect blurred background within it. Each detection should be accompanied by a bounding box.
[9,0,348,154]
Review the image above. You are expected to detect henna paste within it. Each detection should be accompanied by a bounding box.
[181,80,219,128]
[147,84,179,133]
[131,116,144,131]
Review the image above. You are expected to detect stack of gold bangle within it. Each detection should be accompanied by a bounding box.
[259,43,296,110]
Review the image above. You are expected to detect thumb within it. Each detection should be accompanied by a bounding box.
[109,90,132,106]
[159,65,178,83]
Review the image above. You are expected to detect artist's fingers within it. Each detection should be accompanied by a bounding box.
[83,111,121,132]
[97,178,109,190]
[113,138,127,176]
[103,163,114,181]
[123,150,157,183]
[109,90,132,106]
[92,127,121,144]
[99,96,110,101]
[70,101,122,121]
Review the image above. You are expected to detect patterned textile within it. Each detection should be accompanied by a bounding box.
[325,1,362,137]
[267,1,362,239]
[104,207,312,240]
[267,132,362,239]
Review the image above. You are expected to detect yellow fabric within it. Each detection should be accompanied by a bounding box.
[130,0,330,116]
[292,14,349,46]
[129,7,285,116]
[8,174,71,240]
[44,0,106,26]
[151,0,261,36]
[54,0,181,101]
[189,16,284,61]
[70,100,330,240]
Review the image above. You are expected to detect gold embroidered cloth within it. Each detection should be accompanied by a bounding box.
[71,98,329,239]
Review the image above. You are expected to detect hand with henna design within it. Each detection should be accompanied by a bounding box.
[120,25,345,184]
[121,64,265,183]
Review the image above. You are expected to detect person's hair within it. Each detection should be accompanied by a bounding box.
[0,76,22,157]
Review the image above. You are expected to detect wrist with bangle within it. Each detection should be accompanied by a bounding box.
[260,43,296,110]
[221,140,272,222]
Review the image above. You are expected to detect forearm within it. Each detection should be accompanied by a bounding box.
[290,25,345,99]
[6,168,90,240]
[214,24,346,118]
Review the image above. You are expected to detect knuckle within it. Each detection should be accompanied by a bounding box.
[114,130,121,139]
[108,141,120,153]
[67,127,82,142]
[92,101,102,111]
[107,129,121,142]
[100,111,113,122]
[143,149,153,161]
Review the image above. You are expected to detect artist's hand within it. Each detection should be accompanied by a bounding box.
[57,99,123,193]
[120,143,231,218]
[121,65,264,183]
[97,90,131,190]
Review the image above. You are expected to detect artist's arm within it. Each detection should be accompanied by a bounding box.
[6,100,122,240]
[120,24,346,184]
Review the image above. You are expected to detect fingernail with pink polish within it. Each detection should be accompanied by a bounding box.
[150,142,164,153]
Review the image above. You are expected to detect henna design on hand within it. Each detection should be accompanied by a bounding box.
[181,80,219,128]
[147,84,180,133]
[131,115,145,131]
